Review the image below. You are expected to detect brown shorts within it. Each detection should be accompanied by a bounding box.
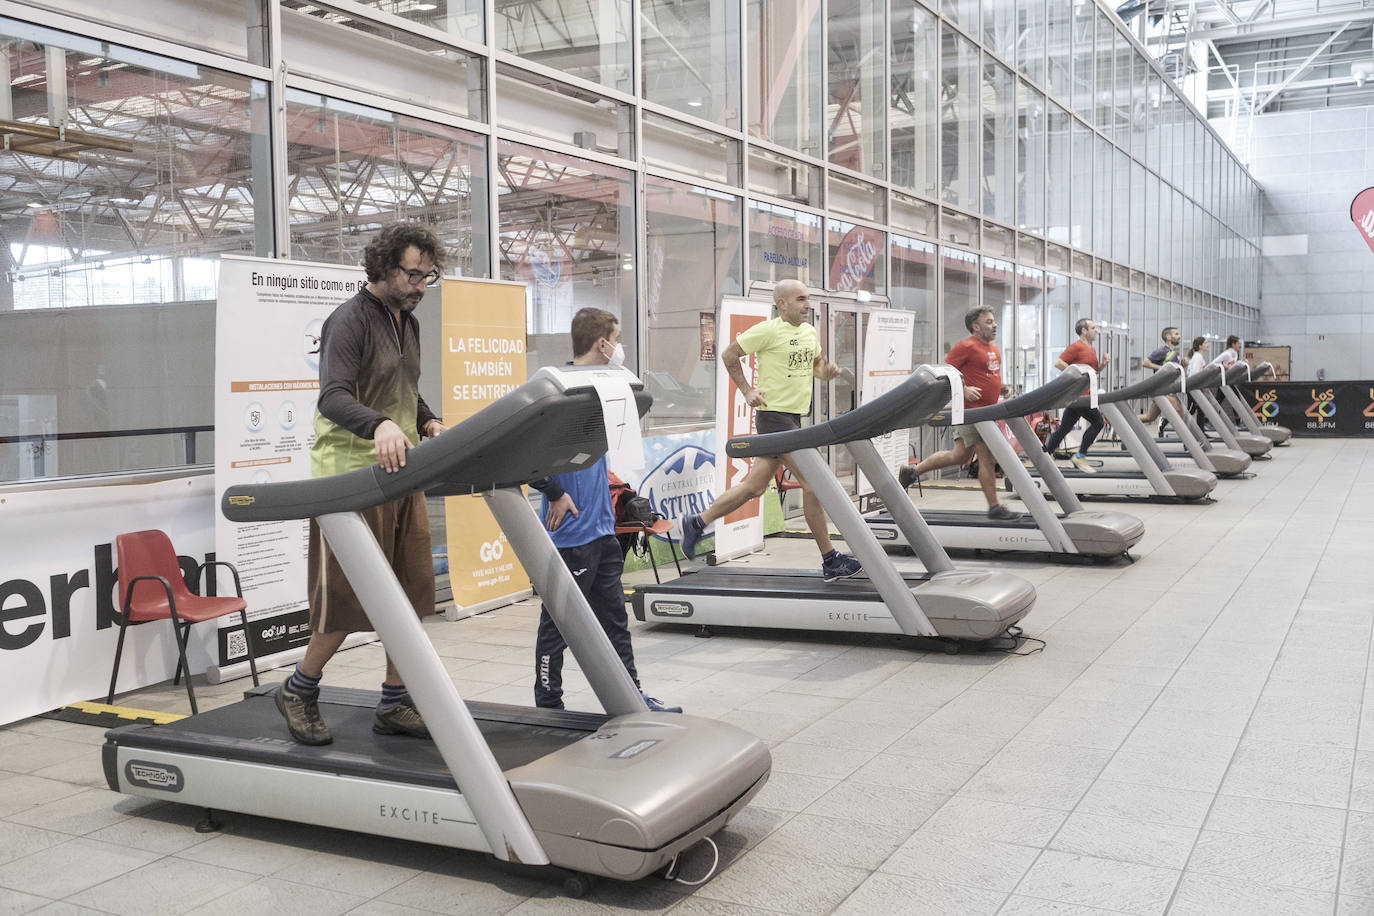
[307,491,435,634]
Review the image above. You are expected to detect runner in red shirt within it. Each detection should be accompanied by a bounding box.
[1042,317,1109,472]
[897,306,1021,521]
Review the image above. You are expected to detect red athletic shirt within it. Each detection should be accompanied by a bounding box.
[1058,339,1101,371]
[945,336,1003,409]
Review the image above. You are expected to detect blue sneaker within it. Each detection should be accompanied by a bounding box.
[821,552,863,582]
[679,513,706,560]
[643,693,683,713]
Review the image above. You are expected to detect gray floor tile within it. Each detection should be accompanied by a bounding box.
[1167,873,1335,916]
[1186,829,1342,892]
[1075,781,1215,829]
[0,837,161,899]
[0,890,50,916]
[831,872,1006,916]
[803,780,947,829]
[957,767,1094,811]
[767,740,875,779]
[847,752,979,794]
[1342,810,1374,897]
[1204,794,1348,847]
[0,822,68,868]
[1050,813,1198,869]
[998,895,1134,914]
[185,876,367,915]
[692,849,869,915]
[65,857,259,914]
[747,771,838,813]
[1337,895,1374,916]
[754,812,911,870]
[881,830,1038,891]
[372,864,550,916]
[1220,738,1355,807]
[1013,851,1179,915]
[921,797,1068,847]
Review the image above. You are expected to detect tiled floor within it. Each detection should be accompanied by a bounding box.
[4,437,1374,914]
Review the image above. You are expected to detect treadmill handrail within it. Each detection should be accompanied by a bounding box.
[924,368,1086,426]
[724,364,948,458]
[222,367,650,523]
[1066,363,1188,407]
[1224,363,1253,386]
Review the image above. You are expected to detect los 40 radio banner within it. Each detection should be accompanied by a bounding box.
[441,278,532,616]
[214,254,369,671]
[1240,381,1374,436]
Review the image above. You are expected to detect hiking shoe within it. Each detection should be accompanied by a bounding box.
[643,693,683,713]
[275,678,331,746]
[987,503,1022,522]
[1070,454,1096,473]
[373,696,430,738]
[821,552,864,582]
[897,464,917,489]
[679,513,705,560]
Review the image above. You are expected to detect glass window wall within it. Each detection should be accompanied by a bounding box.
[827,0,885,177]
[1018,83,1045,236]
[747,201,823,288]
[982,59,1016,224]
[643,178,742,430]
[286,92,489,279]
[642,0,740,129]
[941,247,979,352]
[1046,103,1071,246]
[890,0,938,198]
[747,0,822,156]
[0,23,270,480]
[497,0,630,93]
[941,26,980,212]
[1015,264,1043,393]
[496,141,635,367]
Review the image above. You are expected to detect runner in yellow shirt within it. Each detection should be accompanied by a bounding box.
[679,279,863,581]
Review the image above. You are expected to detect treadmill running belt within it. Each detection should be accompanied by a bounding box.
[647,569,932,599]
[867,510,1044,529]
[106,687,609,790]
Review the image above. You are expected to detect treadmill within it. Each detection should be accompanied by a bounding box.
[104,365,771,889]
[1157,364,1272,458]
[1219,361,1291,445]
[1020,368,1218,502]
[1089,364,1252,478]
[864,367,1144,558]
[631,365,1037,644]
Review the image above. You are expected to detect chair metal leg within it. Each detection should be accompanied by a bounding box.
[107,615,131,705]
[238,609,260,687]
[644,533,661,585]
[167,609,198,716]
[664,532,683,577]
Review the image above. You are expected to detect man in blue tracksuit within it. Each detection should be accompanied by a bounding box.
[529,307,680,713]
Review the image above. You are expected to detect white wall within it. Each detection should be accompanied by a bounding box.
[1244,107,1374,380]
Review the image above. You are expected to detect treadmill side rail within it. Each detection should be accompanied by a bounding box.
[106,742,491,850]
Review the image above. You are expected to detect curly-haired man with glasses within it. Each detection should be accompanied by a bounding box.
[275,222,448,746]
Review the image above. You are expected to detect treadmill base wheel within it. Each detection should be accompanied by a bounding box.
[695,625,714,639]
[562,873,597,898]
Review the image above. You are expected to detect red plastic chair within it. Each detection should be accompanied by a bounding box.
[107,529,260,714]
[615,516,683,584]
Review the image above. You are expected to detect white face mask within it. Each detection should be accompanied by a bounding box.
[607,341,625,367]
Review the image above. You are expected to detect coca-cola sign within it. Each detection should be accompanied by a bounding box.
[1351,187,1374,256]
[829,224,882,292]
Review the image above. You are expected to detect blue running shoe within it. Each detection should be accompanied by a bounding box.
[679,513,705,559]
[821,552,863,582]
[643,693,683,713]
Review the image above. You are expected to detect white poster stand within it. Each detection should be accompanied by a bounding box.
[711,295,772,562]
[212,254,370,676]
[857,308,915,496]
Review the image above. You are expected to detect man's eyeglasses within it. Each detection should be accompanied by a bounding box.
[398,267,441,287]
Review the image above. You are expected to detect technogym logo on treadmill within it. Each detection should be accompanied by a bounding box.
[125,760,184,792]
[650,600,693,618]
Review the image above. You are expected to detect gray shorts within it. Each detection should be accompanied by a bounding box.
[951,422,982,447]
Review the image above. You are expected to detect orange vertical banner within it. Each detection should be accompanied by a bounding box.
[441,278,532,615]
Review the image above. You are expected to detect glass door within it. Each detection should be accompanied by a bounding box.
[826,301,860,494]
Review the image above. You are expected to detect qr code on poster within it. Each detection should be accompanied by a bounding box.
[226,630,249,660]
